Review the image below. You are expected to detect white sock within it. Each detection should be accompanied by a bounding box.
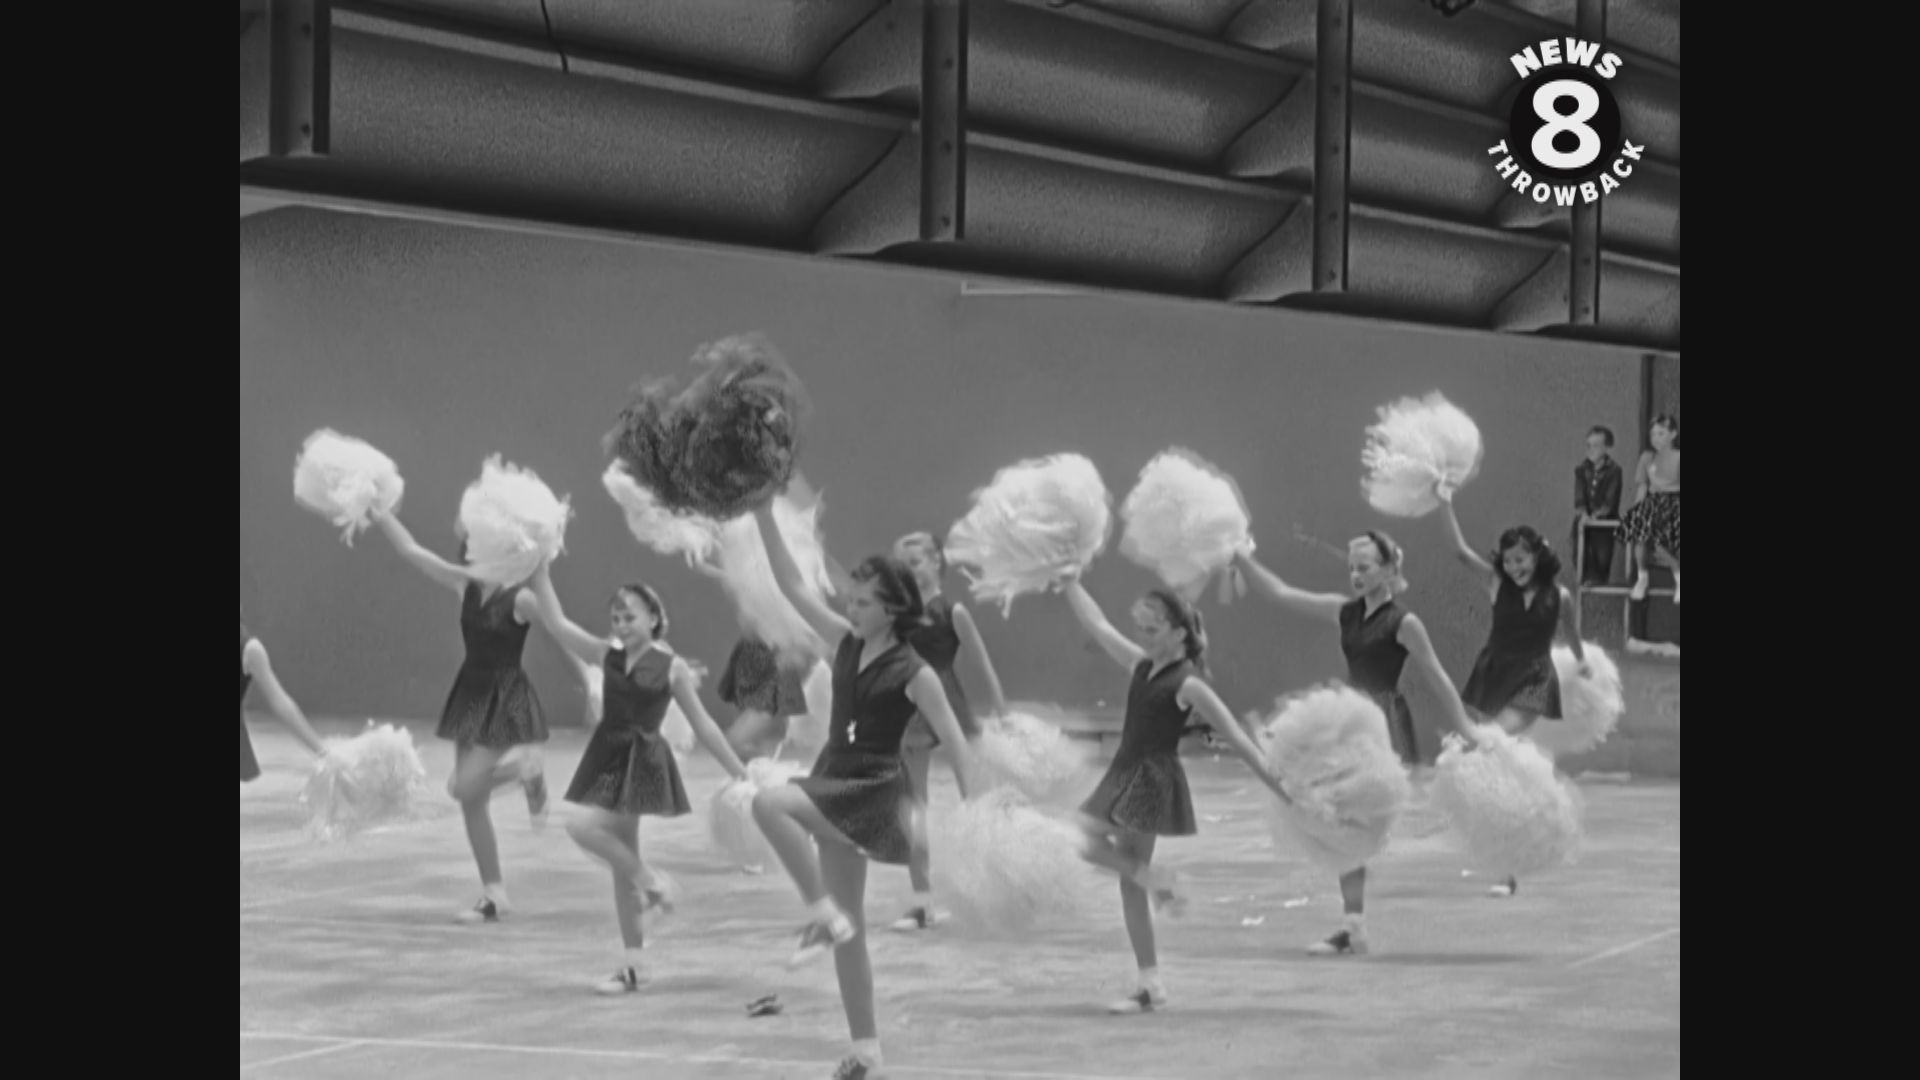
[1138,966,1163,992]
[623,947,646,970]
[809,897,840,923]
[912,890,933,909]
[1344,912,1365,934]
[484,884,509,907]
[852,1039,882,1066]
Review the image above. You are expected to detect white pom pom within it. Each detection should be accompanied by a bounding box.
[601,463,719,565]
[931,788,1089,938]
[1361,393,1483,517]
[786,661,833,757]
[1532,645,1625,758]
[458,455,573,586]
[1119,448,1252,601]
[945,454,1113,615]
[293,429,406,544]
[1257,685,1412,875]
[973,706,1096,804]
[1429,725,1584,879]
[706,757,804,870]
[300,722,430,843]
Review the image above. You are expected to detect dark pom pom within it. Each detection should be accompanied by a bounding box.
[603,334,811,520]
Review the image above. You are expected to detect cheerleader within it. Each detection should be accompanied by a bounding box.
[1435,491,1588,897]
[240,615,327,782]
[1621,414,1681,604]
[746,501,982,1080]
[371,510,551,924]
[1231,535,1477,956]
[1056,573,1288,1013]
[527,560,748,994]
[889,530,1009,933]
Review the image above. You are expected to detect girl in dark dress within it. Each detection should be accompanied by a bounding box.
[1621,414,1681,604]
[528,560,747,995]
[1232,534,1477,956]
[371,509,552,924]
[239,617,327,782]
[889,530,1009,934]
[746,500,982,1080]
[1436,491,1588,897]
[1057,572,1288,1014]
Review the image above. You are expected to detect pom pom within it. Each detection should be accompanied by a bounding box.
[300,722,430,843]
[1361,392,1483,517]
[1429,725,1584,879]
[293,429,405,544]
[770,475,836,607]
[707,757,805,871]
[786,660,833,757]
[1256,685,1412,875]
[973,706,1096,804]
[601,333,811,520]
[945,454,1113,615]
[1118,448,1253,601]
[1532,645,1625,758]
[458,455,573,586]
[601,462,720,566]
[930,788,1089,937]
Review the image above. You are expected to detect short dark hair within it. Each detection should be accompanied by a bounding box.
[1587,425,1615,447]
[1490,526,1563,589]
[849,555,928,636]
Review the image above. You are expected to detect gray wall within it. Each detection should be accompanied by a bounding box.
[240,209,1645,760]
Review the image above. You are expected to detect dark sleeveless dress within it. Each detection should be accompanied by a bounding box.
[1461,578,1564,721]
[717,635,809,717]
[435,582,550,747]
[789,634,927,865]
[240,623,260,782]
[565,645,691,816]
[1339,597,1421,765]
[901,594,980,749]
[1079,658,1197,837]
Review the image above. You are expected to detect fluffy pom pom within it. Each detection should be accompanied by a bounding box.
[770,476,836,607]
[601,333,811,520]
[293,429,405,544]
[458,455,573,586]
[1429,725,1584,879]
[1361,392,1484,517]
[931,788,1089,937]
[602,462,720,566]
[1532,645,1625,758]
[945,454,1113,615]
[786,660,833,757]
[973,706,1095,804]
[1119,448,1252,601]
[707,757,805,871]
[1256,685,1412,875]
[300,722,430,843]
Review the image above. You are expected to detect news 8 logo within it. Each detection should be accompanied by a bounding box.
[1488,38,1644,205]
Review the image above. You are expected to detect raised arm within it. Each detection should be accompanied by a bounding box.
[1060,577,1146,672]
[1556,586,1588,666]
[1231,549,1347,626]
[527,560,612,667]
[371,510,472,595]
[1436,489,1497,582]
[242,639,328,757]
[1177,678,1291,805]
[753,502,848,648]
[1395,613,1477,742]
[668,658,748,781]
[949,602,1009,717]
[907,666,983,798]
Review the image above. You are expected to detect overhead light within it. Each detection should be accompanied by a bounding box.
[1430,0,1477,15]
